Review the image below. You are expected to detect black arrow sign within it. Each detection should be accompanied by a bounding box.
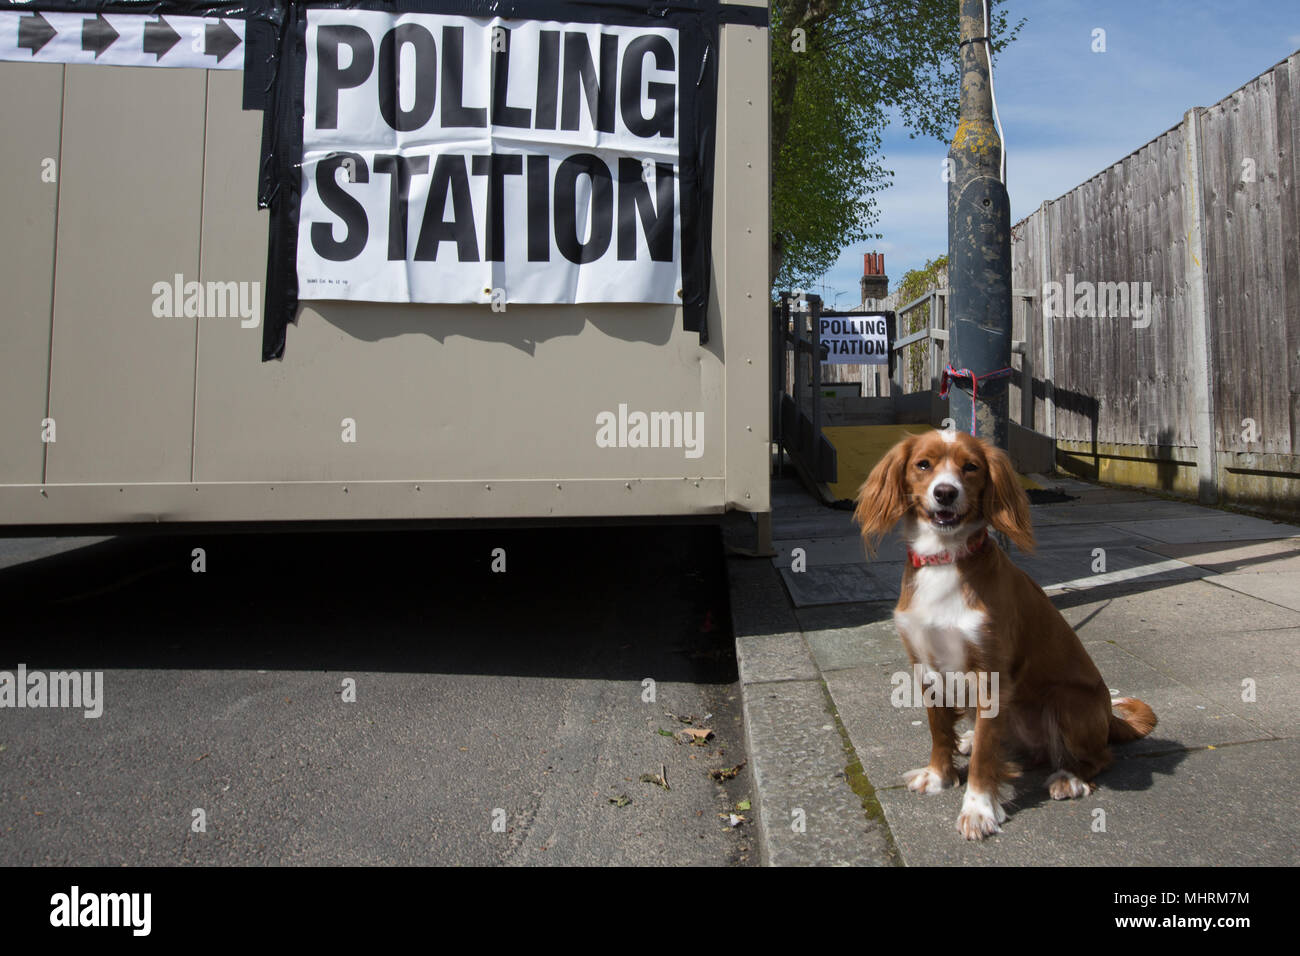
[142,16,181,61]
[82,14,119,58]
[17,12,57,55]
[204,19,240,63]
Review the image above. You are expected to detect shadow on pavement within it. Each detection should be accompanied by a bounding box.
[0,525,736,684]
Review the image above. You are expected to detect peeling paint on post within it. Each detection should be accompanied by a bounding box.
[947,0,1012,446]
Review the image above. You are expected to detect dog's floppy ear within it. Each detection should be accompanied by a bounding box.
[854,434,917,556]
[981,441,1035,553]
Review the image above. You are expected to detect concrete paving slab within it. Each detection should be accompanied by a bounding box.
[1080,641,1269,754]
[1095,620,1300,737]
[1140,537,1300,574]
[1172,677,1297,740]
[1205,570,1300,612]
[770,533,905,568]
[736,634,820,685]
[741,679,898,866]
[1036,487,1154,504]
[771,490,823,512]
[1028,475,1102,495]
[1019,523,1157,551]
[875,739,1300,866]
[1119,513,1300,544]
[1027,500,1212,527]
[799,616,900,672]
[824,662,932,788]
[770,512,862,540]
[1055,577,1300,639]
[769,505,821,520]
[1051,477,1098,491]
[778,563,901,608]
[1014,546,1205,592]
[1057,579,1299,738]
[1041,560,1208,594]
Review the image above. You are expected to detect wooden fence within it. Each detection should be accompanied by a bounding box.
[863,50,1300,516]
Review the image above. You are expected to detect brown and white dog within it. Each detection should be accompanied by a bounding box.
[853,429,1156,840]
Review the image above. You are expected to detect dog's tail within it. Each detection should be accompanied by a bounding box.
[1108,697,1157,743]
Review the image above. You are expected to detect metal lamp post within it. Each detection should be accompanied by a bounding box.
[946,0,1013,446]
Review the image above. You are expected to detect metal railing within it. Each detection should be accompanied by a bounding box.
[772,292,836,483]
[771,285,1041,484]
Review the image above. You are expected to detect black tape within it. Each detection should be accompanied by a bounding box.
[242,6,281,110]
[884,311,897,380]
[676,8,715,342]
[0,0,285,112]
[261,0,304,359]
[0,1,263,12]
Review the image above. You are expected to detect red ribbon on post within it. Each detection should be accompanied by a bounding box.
[939,364,1016,436]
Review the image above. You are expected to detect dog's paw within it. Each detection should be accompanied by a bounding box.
[1046,770,1094,800]
[955,729,975,755]
[903,766,958,794]
[956,788,1006,840]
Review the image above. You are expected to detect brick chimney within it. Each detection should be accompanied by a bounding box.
[860,251,889,303]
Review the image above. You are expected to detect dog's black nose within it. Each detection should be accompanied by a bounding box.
[934,484,959,506]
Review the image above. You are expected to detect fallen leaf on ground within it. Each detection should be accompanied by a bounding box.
[609,794,632,808]
[639,764,671,791]
[708,762,746,781]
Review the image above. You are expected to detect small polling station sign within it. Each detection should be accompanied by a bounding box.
[819,312,890,365]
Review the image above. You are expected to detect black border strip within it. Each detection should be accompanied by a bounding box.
[261,0,304,358]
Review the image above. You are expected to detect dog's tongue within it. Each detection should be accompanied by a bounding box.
[934,509,956,522]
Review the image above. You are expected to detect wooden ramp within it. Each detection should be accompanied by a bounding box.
[822,424,1041,503]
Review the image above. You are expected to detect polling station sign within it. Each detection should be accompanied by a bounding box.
[0,0,768,358]
[299,11,681,305]
[819,313,890,365]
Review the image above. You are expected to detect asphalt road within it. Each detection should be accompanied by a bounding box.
[0,524,755,866]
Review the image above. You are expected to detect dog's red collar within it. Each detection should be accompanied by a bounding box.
[907,528,991,567]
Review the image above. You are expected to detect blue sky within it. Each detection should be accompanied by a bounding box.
[811,0,1300,306]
